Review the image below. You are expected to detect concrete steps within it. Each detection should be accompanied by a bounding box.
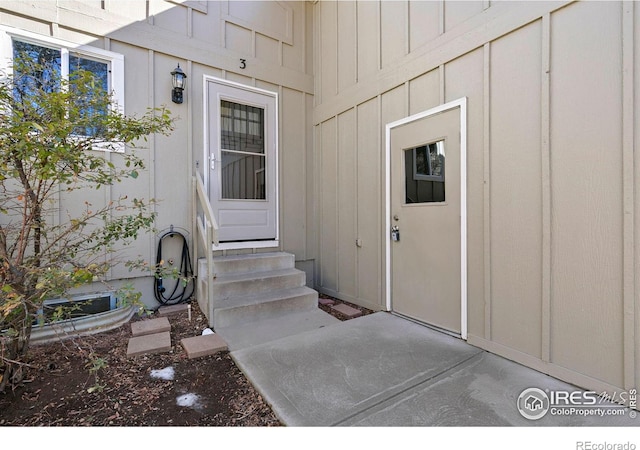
[211,252,295,276]
[212,268,306,303]
[198,251,338,349]
[212,286,318,329]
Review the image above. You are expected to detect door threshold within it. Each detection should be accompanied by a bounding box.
[212,240,279,251]
[390,311,463,340]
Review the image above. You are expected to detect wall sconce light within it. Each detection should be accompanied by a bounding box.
[171,63,187,104]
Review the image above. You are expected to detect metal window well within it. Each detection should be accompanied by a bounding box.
[30,293,138,345]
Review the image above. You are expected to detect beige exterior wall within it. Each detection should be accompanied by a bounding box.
[2,0,638,399]
[312,0,639,395]
[0,0,315,301]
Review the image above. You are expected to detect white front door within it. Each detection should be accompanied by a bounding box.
[206,78,278,243]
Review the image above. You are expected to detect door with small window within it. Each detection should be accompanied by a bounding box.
[390,106,461,334]
[207,79,277,242]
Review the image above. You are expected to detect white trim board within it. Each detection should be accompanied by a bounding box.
[384,97,468,340]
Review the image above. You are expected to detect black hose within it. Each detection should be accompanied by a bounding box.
[154,229,195,305]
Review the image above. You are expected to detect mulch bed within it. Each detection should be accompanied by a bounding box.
[0,294,373,426]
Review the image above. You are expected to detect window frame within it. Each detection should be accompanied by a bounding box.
[0,26,125,152]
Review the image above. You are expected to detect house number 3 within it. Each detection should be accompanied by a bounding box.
[240,59,246,69]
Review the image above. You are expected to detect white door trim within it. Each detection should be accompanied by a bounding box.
[384,97,468,339]
[202,75,279,250]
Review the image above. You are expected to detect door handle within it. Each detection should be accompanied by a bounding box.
[210,155,218,170]
[391,225,400,242]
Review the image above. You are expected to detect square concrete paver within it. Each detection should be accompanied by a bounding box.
[318,297,336,306]
[127,331,171,357]
[131,316,171,337]
[330,303,362,318]
[181,333,228,359]
[158,303,190,317]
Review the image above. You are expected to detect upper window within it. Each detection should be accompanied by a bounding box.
[0,26,125,150]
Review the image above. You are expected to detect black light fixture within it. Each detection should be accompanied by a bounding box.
[171,63,187,104]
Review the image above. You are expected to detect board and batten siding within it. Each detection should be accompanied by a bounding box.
[312,0,639,395]
[0,0,315,299]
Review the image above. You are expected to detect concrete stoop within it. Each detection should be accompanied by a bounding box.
[126,306,228,359]
[200,252,339,351]
[216,309,339,351]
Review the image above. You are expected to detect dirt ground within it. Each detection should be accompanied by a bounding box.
[0,295,373,426]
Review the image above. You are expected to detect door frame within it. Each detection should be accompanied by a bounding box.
[202,75,279,250]
[384,97,468,339]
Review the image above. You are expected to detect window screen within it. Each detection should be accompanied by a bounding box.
[220,100,267,200]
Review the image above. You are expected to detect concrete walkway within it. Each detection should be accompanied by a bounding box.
[230,312,639,426]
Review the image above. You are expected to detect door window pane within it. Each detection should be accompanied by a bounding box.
[220,100,267,200]
[405,140,445,203]
[221,100,265,154]
[221,152,266,200]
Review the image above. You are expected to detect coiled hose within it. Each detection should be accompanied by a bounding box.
[154,229,195,305]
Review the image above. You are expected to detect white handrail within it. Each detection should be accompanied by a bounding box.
[193,171,219,247]
[192,172,219,324]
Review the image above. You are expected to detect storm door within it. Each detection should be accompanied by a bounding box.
[207,79,277,242]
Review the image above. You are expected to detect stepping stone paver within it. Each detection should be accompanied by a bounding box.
[158,303,190,317]
[330,303,363,319]
[181,333,228,359]
[131,316,171,337]
[318,297,336,306]
[127,331,172,357]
